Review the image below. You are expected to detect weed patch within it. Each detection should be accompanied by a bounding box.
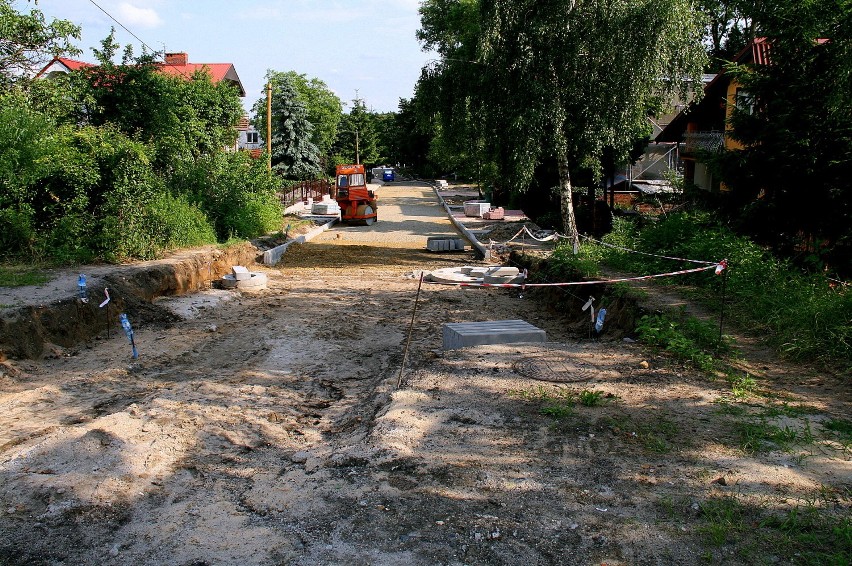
[736,418,815,454]
[697,495,851,563]
[578,389,605,407]
[604,414,680,454]
[596,214,852,370]
[0,264,49,287]
[727,372,760,399]
[636,313,725,371]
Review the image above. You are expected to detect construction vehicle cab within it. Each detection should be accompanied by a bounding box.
[335,164,378,225]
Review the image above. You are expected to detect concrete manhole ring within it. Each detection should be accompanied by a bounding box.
[220,272,268,290]
[513,348,614,383]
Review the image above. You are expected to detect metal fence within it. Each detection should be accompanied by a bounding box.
[279,179,333,207]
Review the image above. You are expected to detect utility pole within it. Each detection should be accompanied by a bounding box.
[353,90,361,165]
[266,82,272,172]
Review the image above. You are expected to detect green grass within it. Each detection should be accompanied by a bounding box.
[760,403,819,419]
[698,496,746,546]
[635,312,726,372]
[736,418,815,454]
[0,264,49,287]
[578,389,605,407]
[593,213,852,370]
[696,495,852,564]
[510,386,574,420]
[604,414,680,453]
[727,372,760,399]
[714,399,749,416]
[824,418,852,450]
[824,418,852,440]
[510,386,610,420]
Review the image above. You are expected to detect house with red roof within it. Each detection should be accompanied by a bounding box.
[157,52,245,97]
[36,52,245,97]
[36,52,249,152]
[35,57,95,77]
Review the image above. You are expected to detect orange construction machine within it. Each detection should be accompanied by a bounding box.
[334,164,378,225]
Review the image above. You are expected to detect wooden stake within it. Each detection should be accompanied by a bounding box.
[397,272,425,389]
[718,268,728,346]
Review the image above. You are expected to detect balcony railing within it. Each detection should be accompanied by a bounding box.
[682,131,725,155]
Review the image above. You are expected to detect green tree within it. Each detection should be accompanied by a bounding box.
[0,0,81,90]
[698,0,753,69]
[277,71,342,158]
[78,30,242,166]
[477,0,706,246]
[391,96,435,175]
[720,0,852,274]
[372,111,397,165]
[333,98,380,166]
[416,0,487,179]
[251,71,322,179]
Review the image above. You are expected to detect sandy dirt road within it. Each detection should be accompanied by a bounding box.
[0,182,849,565]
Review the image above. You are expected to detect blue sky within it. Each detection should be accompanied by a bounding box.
[34,0,436,114]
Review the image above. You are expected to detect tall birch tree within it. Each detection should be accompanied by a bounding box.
[477,0,706,246]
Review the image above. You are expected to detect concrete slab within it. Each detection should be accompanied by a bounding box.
[487,266,520,277]
[442,320,546,350]
[232,265,251,280]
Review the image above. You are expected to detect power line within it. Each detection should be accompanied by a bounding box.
[87,0,191,79]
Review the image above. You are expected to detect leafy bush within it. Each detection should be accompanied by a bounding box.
[169,152,282,240]
[545,239,604,280]
[0,206,36,258]
[146,193,217,249]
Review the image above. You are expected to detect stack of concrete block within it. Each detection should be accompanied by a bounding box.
[311,199,340,216]
[311,199,341,215]
[427,236,467,252]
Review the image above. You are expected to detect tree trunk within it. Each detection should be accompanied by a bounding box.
[558,153,580,253]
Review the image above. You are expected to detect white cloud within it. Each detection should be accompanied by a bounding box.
[117,3,163,28]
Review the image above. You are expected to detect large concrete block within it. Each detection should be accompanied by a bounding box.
[232,265,251,280]
[442,320,546,350]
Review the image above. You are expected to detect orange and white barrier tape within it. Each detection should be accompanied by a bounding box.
[424,263,722,288]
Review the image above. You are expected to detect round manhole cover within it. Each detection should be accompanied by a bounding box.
[513,350,613,383]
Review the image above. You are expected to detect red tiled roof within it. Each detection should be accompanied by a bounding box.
[35,55,245,96]
[35,57,94,77]
[158,62,232,83]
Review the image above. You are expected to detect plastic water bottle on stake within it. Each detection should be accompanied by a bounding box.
[119,313,138,359]
[595,308,607,333]
[78,274,88,302]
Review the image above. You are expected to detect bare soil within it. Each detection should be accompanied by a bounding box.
[0,210,849,564]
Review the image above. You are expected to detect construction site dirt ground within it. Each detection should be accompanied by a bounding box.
[0,183,849,565]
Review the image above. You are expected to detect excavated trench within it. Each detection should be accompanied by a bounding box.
[0,244,259,359]
[0,241,644,362]
[510,250,643,341]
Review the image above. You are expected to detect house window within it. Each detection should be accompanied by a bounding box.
[246,131,259,144]
[735,88,754,115]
